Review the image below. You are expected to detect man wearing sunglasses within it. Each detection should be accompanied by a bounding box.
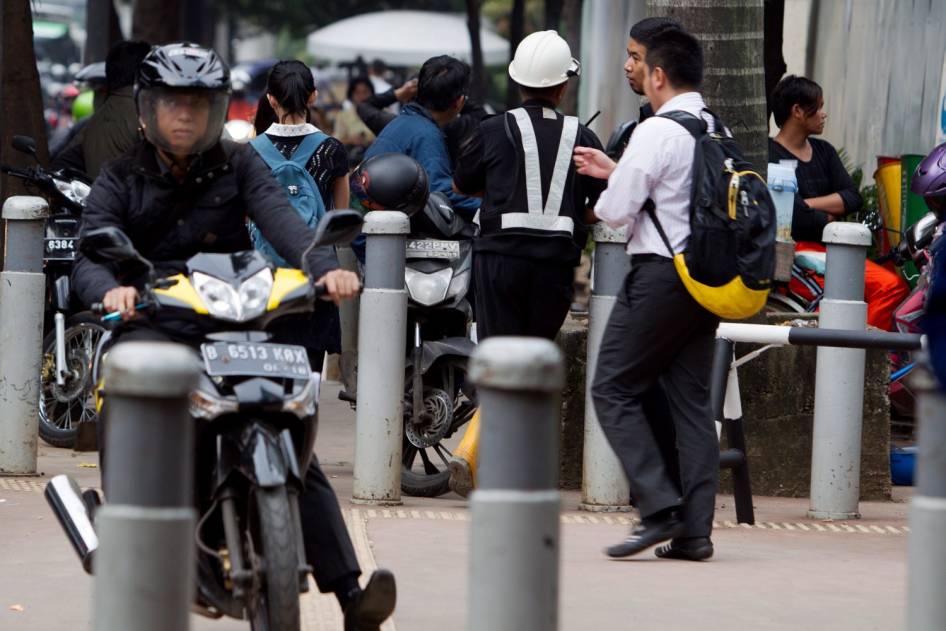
[448,30,607,496]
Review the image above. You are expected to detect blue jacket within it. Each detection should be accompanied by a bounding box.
[365,103,480,220]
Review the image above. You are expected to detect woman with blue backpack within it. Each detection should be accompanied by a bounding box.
[251,60,351,370]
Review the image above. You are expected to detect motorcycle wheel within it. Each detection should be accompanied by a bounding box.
[401,398,476,498]
[248,486,301,631]
[38,312,106,448]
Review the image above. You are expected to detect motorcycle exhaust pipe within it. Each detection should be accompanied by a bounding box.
[44,475,98,574]
[54,312,67,387]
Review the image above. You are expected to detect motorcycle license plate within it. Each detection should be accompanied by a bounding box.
[44,237,78,260]
[201,342,311,380]
[406,239,459,260]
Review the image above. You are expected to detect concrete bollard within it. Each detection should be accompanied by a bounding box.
[0,196,49,475]
[808,222,872,520]
[93,342,200,631]
[352,211,409,505]
[906,366,946,630]
[337,246,361,397]
[581,224,631,512]
[468,337,564,631]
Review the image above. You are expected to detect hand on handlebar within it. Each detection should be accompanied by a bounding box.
[102,286,141,321]
[315,270,360,305]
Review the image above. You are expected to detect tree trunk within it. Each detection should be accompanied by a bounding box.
[181,0,217,48]
[560,0,582,115]
[0,0,49,266]
[545,0,564,30]
[465,0,487,103]
[763,0,787,117]
[85,0,124,63]
[647,0,768,174]
[505,0,526,110]
[132,0,182,44]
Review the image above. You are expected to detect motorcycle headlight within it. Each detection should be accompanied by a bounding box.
[405,267,452,306]
[53,178,91,207]
[192,268,273,322]
[446,268,470,299]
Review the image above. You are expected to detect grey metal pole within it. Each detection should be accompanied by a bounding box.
[581,224,630,511]
[808,222,871,520]
[907,366,946,630]
[468,337,564,631]
[353,211,409,505]
[0,196,49,475]
[337,245,360,398]
[93,342,200,631]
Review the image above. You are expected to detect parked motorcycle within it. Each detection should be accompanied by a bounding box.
[1,134,102,448]
[398,192,478,497]
[44,210,364,630]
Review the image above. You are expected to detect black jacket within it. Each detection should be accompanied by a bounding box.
[72,139,339,307]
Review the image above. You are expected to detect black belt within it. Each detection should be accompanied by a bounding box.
[630,253,673,264]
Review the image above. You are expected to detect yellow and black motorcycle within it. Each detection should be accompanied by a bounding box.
[45,210,363,631]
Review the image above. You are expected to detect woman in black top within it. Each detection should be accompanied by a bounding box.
[768,75,908,329]
[253,61,350,364]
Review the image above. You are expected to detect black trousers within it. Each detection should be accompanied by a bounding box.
[100,324,360,592]
[473,251,574,341]
[591,258,720,538]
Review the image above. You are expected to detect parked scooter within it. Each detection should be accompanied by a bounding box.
[44,210,364,630]
[399,192,478,497]
[1,134,102,448]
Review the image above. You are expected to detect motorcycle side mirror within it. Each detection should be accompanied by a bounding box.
[300,210,365,277]
[12,135,38,161]
[79,226,144,265]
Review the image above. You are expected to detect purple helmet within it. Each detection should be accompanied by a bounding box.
[911,142,946,218]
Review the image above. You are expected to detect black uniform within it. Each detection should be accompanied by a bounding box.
[73,139,361,595]
[454,99,606,340]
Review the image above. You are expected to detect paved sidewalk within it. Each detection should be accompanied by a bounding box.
[0,382,910,630]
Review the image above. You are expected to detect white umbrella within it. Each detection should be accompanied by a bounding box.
[306,10,510,67]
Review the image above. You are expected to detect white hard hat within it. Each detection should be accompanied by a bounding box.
[509,30,581,89]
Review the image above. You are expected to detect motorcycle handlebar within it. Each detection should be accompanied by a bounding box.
[0,165,34,179]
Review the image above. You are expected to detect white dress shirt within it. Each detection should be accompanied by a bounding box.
[594,92,716,256]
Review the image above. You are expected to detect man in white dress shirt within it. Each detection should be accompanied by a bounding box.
[574,25,720,561]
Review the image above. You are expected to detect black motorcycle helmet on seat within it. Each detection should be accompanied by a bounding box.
[135,42,231,156]
[354,153,430,217]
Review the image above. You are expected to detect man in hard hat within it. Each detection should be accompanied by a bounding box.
[448,30,607,497]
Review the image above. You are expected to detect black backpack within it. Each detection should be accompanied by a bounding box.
[646,109,776,320]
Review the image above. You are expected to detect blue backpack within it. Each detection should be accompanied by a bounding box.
[249,132,328,267]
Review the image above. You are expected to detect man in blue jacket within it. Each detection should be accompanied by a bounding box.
[364,55,480,221]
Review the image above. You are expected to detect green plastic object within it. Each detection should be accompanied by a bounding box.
[900,153,927,287]
[72,90,94,122]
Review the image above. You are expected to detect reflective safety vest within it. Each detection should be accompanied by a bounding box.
[500,107,579,237]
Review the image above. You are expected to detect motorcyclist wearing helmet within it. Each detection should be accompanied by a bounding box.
[911,143,946,390]
[71,43,395,631]
[449,31,606,497]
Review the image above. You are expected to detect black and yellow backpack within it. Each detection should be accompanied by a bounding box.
[646,109,776,320]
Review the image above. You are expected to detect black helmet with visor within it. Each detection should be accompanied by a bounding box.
[136,43,231,156]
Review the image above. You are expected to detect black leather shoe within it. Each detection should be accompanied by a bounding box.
[655,537,714,561]
[344,569,397,631]
[605,514,685,558]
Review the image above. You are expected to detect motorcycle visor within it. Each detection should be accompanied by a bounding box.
[138,87,229,156]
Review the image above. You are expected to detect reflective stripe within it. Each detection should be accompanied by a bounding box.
[545,115,578,217]
[510,109,543,214]
[501,212,574,235]
[506,108,579,235]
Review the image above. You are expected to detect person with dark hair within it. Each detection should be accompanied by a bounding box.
[52,39,152,178]
[446,31,606,496]
[250,60,352,369]
[333,76,379,160]
[364,55,480,220]
[575,25,722,562]
[769,75,908,329]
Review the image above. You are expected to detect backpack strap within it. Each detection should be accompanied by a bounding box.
[643,199,675,258]
[250,131,328,170]
[657,110,707,139]
[289,131,328,167]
